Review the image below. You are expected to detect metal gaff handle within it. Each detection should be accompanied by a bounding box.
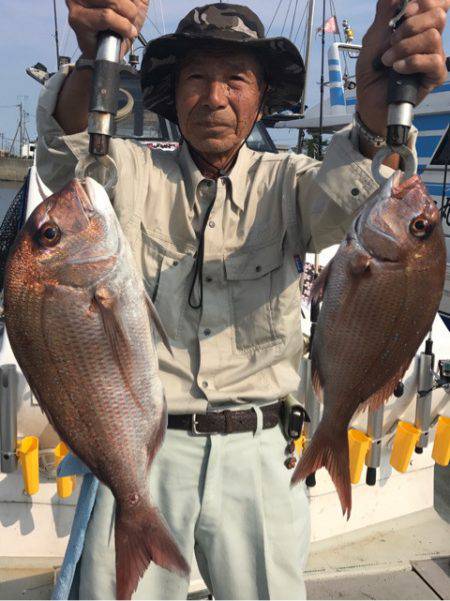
[88,31,122,156]
[371,0,421,184]
[76,31,121,190]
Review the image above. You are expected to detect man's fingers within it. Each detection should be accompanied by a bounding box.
[68,3,138,38]
[392,5,447,41]
[382,28,443,65]
[76,0,139,23]
[404,0,450,17]
[392,52,447,84]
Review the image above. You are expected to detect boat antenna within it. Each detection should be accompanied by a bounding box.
[52,0,61,69]
[318,0,326,160]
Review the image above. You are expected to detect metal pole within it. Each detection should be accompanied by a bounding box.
[53,0,60,69]
[318,0,326,160]
[19,103,23,158]
[441,158,448,215]
[300,0,316,116]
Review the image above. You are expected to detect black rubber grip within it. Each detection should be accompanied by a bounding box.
[366,467,377,486]
[90,60,120,114]
[387,70,420,106]
[306,473,316,487]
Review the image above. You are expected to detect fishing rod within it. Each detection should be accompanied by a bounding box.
[304,255,322,488]
[0,365,19,474]
[414,332,435,454]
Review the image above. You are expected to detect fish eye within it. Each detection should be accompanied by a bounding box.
[409,216,432,239]
[38,223,61,247]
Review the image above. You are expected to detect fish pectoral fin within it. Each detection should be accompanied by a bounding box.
[348,249,372,276]
[93,290,128,363]
[310,260,333,304]
[144,291,173,356]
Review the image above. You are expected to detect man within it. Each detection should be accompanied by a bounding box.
[36,1,448,599]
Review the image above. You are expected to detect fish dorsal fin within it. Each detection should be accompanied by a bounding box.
[310,261,332,305]
[144,290,173,356]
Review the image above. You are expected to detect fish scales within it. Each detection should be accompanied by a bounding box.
[4,178,188,599]
[292,173,446,517]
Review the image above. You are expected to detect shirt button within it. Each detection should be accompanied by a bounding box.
[205,276,213,283]
[351,188,360,196]
[209,221,216,229]
[173,260,178,266]
[255,265,262,273]
[206,180,212,187]
[204,328,211,336]
[202,381,209,388]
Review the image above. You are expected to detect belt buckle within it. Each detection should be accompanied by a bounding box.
[191,414,207,436]
[191,413,220,436]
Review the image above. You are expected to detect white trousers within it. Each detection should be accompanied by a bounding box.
[79,416,311,600]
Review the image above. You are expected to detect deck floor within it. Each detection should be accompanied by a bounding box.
[1,466,449,600]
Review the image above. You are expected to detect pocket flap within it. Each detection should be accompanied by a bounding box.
[225,241,283,281]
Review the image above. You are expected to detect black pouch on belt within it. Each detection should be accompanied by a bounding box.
[281,394,309,441]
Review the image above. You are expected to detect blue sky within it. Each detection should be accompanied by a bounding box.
[1,0,449,150]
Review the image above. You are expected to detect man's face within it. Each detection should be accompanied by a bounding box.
[175,48,265,158]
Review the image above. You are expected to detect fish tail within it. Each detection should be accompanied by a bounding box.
[291,421,352,519]
[115,501,190,600]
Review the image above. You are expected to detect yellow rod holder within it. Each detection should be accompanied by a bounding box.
[432,416,450,467]
[295,435,306,457]
[54,442,76,498]
[17,436,39,495]
[348,429,371,484]
[390,421,421,473]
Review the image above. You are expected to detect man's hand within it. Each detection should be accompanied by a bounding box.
[356,0,449,137]
[66,0,149,59]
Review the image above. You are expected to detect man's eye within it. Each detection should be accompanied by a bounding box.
[188,73,203,80]
[230,75,246,82]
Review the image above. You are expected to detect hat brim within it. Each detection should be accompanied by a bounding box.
[141,33,305,124]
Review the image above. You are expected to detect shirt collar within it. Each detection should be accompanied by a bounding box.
[179,142,255,212]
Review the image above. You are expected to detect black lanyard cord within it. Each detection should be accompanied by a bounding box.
[188,200,216,310]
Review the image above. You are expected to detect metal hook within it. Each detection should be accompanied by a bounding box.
[74,154,118,192]
[372,144,418,185]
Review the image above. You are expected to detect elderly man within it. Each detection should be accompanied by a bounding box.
[36,1,448,599]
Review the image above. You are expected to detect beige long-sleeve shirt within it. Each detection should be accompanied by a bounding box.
[36,69,391,414]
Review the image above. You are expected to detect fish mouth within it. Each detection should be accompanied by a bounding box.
[354,211,400,263]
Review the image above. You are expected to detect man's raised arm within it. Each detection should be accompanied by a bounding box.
[54,0,147,134]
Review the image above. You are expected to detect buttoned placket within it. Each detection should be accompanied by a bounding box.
[196,177,229,399]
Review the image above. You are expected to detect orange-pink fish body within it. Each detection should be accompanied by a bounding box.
[292,174,446,517]
[4,178,188,599]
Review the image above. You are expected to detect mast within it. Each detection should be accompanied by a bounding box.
[318,0,326,160]
[52,0,60,69]
[300,0,316,116]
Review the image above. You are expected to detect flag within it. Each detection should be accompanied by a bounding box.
[317,15,339,34]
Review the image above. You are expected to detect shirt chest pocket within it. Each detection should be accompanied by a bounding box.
[141,226,196,340]
[224,240,284,352]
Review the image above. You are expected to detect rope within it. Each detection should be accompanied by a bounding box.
[266,0,284,35]
[281,0,293,36]
[289,0,300,39]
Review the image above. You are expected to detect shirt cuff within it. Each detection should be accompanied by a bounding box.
[36,66,89,190]
[314,123,417,215]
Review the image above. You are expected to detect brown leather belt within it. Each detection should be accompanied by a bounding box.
[167,401,282,436]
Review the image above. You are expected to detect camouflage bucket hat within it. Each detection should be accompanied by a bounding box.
[141,3,305,123]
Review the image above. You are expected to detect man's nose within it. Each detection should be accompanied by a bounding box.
[202,80,228,109]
